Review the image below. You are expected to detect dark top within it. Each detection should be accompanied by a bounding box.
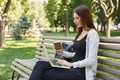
[72,34,87,62]
[71,34,87,80]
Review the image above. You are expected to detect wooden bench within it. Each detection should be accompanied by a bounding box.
[10,36,120,80]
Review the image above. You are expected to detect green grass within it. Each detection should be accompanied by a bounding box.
[42,30,120,37]
[0,37,38,80]
[111,30,120,37]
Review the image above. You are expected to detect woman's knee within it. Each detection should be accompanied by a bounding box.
[34,61,51,70]
[33,61,42,69]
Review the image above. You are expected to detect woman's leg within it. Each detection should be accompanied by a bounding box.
[29,61,52,80]
[43,68,85,80]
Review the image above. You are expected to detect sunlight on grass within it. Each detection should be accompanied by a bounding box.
[0,48,3,50]
[0,64,6,67]
[0,37,38,79]
[0,64,6,77]
[0,71,5,76]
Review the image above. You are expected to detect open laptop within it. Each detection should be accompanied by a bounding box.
[42,43,70,69]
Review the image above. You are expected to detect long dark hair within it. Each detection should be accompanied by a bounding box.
[73,5,96,41]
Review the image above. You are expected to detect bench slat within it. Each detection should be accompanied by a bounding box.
[12,61,31,74]
[44,44,54,48]
[11,65,29,79]
[96,72,120,80]
[97,66,120,76]
[99,44,120,50]
[98,52,120,59]
[35,52,54,59]
[40,36,74,41]
[100,38,120,43]
[15,58,38,69]
[36,51,46,57]
[98,59,120,67]
[36,48,55,55]
[39,40,54,43]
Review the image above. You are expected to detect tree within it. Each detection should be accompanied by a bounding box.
[18,16,31,36]
[44,0,95,36]
[92,0,106,32]
[60,0,71,36]
[26,0,45,38]
[99,0,119,38]
[11,16,31,40]
[44,0,58,30]
[0,0,11,47]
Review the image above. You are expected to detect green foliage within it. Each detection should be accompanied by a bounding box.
[8,0,30,22]
[92,0,105,25]
[18,16,31,29]
[11,16,31,40]
[26,0,46,28]
[11,22,23,40]
[44,0,94,32]
[44,0,58,27]
[0,0,7,14]
[113,0,120,26]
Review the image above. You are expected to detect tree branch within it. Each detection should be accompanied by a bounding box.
[100,0,115,18]
[109,0,115,17]
[116,0,119,10]
[100,0,108,17]
[3,0,11,14]
[102,1,107,10]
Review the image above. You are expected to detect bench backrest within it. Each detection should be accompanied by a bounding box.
[97,38,120,80]
[36,36,120,80]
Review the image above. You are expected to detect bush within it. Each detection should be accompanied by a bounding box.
[11,23,23,40]
[11,16,31,40]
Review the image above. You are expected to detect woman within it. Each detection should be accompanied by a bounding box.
[29,5,99,80]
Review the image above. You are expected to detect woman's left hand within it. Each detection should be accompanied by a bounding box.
[56,60,73,67]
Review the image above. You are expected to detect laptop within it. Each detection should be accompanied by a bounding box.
[42,43,70,69]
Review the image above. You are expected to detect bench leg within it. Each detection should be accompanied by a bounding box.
[11,70,21,80]
[17,74,21,80]
[11,70,15,80]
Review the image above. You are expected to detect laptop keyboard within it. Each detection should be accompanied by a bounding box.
[49,58,62,66]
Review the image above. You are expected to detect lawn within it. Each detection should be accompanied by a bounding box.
[0,30,119,80]
[42,30,120,37]
[0,37,38,80]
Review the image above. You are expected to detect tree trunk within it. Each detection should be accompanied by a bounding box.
[100,0,116,38]
[0,0,11,47]
[0,19,5,47]
[106,18,112,38]
[105,20,110,38]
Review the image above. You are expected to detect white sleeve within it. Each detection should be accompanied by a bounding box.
[63,50,75,58]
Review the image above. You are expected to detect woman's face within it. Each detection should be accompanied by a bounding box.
[73,12,82,28]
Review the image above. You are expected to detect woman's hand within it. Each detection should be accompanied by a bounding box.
[56,60,73,67]
[55,49,63,55]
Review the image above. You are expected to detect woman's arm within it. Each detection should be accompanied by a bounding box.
[63,50,75,58]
